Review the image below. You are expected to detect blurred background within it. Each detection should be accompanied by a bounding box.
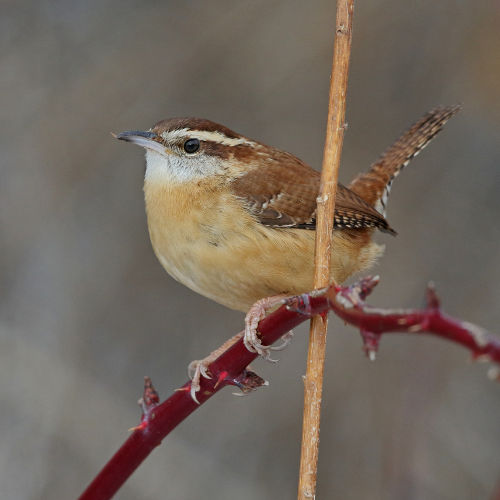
[1,1,499,498]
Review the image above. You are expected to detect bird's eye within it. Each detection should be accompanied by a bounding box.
[183,138,200,154]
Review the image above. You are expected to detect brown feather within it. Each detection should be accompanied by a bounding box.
[152,117,241,140]
[349,105,461,212]
[230,150,395,234]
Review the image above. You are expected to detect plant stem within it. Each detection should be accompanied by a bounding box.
[78,278,500,500]
[298,1,355,498]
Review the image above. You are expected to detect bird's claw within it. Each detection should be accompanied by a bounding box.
[244,295,293,360]
[188,359,212,404]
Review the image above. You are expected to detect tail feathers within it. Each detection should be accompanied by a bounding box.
[349,105,461,215]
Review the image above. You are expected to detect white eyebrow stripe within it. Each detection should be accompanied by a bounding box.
[160,128,256,147]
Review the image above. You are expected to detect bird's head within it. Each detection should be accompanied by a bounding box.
[115,117,260,184]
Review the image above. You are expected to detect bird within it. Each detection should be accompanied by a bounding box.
[115,105,459,390]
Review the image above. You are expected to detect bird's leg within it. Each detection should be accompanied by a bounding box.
[188,332,243,402]
[188,294,294,401]
[244,294,294,360]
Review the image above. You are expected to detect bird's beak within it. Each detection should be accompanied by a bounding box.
[114,130,168,155]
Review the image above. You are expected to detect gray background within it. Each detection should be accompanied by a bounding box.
[1,1,500,499]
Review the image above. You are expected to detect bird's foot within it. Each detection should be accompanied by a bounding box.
[187,358,212,403]
[187,332,243,403]
[244,295,294,360]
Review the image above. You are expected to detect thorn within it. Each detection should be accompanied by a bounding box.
[214,370,229,389]
[128,420,148,432]
[360,329,380,358]
[487,367,500,382]
[408,324,424,333]
[426,282,440,309]
[471,353,491,363]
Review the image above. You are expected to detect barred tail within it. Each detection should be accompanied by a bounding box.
[349,105,461,215]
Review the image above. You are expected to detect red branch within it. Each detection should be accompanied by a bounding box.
[326,276,500,368]
[79,278,500,500]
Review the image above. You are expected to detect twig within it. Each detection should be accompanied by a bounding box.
[298,1,354,498]
[78,290,333,500]
[79,278,500,500]
[326,277,500,366]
